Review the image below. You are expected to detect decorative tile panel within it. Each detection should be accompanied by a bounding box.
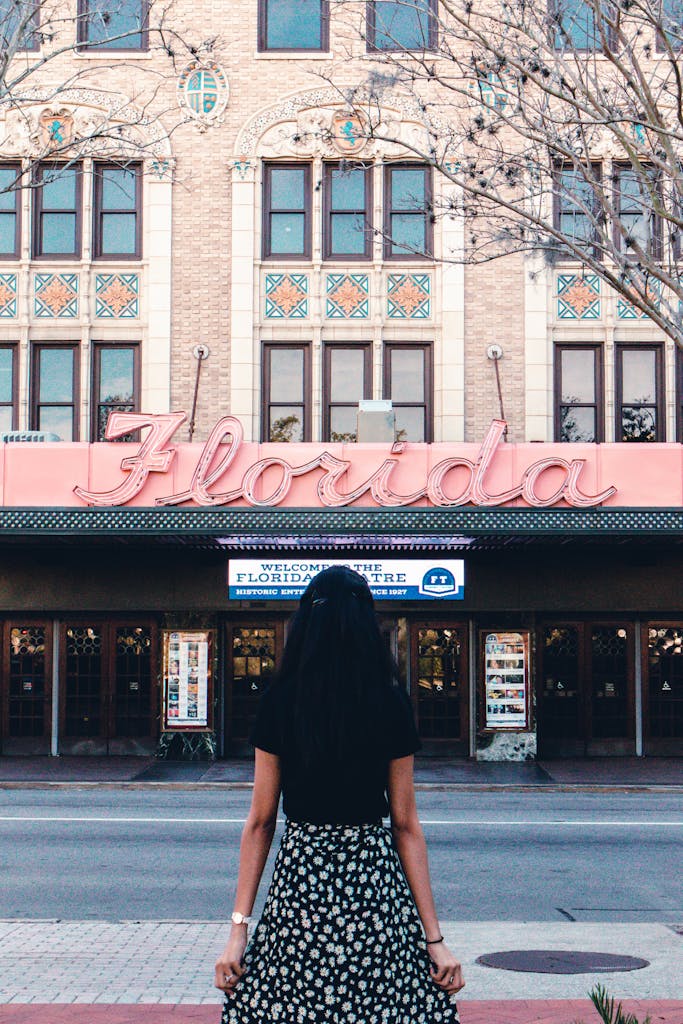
[617,281,660,319]
[387,274,431,319]
[0,273,17,318]
[556,274,601,319]
[34,273,79,318]
[95,273,139,318]
[325,273,369,319]
[264,273,308,319]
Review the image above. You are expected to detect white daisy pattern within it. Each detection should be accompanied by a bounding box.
[221,820,460,1024]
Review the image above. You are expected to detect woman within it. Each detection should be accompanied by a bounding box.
[214,565,464,1023]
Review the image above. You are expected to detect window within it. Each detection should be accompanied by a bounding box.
[263,164,311,259]
[262,344,310,441]
[614,166,661,257]
[616,344,663,442]
[31,344,79,441]
[383,342,432,441]
[78,0,148,50]
[0,345,18,432]
[0,0,39,51]
[554,344,603,442]
[93,163,142,259]
[92,344,139,441]
[0,164,21,258]
[258,0,328,50]
[554,165,601,255]
[367,0,437,51]
[550,0,600,50]
[323,163,373,260]
[384,164,432,259]
[33,164,81,259]
[657,0,683,51]
[323,344,371,441]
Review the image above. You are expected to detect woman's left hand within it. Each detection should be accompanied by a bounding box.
[214,929,248,996]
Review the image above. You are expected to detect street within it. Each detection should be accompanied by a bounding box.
[1,788,681,923]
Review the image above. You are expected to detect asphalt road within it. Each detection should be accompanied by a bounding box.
[0,789,681,923]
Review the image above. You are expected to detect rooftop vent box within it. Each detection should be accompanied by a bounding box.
[356,400,395,444]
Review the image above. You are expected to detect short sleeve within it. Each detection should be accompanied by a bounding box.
[384,686,422,759]
[248,685,283,755]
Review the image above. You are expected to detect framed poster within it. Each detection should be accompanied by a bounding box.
[481,630,530,730]
[162,630,214,730]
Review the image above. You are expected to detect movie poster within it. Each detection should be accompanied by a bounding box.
[162,630,212,729]
[483,632,529,729]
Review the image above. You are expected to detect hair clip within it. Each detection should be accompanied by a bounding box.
[312,597,327,606]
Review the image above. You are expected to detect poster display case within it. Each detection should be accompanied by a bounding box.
[161,629,214,731]
[481,630,530,730]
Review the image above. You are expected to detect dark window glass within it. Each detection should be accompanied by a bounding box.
[555,167,600,252]
[617,345,662,442]
[263,165,310,258]
[79,0,147,49]
[259,0,327,50]
[324,164,372,259]
[368,0,436,51]
[0,164,20,257]
[383,344,431,441]
[32,345,78,441]
[263,345,310,441]
[555,345,602,442]
[0,0,39,51]
[33,165,81,258]
[93,345,138,441]
[324,345,371,442]
[94,164,141,258]
[615,166,660,256]
[551,0,598,49]
[657,0,683,50]
[0,345,17,432]
[384,165,432,258]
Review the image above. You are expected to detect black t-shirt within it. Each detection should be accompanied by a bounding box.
[249,683,421,824]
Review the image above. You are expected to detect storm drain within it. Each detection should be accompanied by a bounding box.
[476,950,650,974]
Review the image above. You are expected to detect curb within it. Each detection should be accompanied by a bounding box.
[0,780,682,792]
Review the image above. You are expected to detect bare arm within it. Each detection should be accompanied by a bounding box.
[214,748,281,996]
[387,755,465,996]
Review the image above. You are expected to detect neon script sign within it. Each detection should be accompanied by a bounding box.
[74,412,617,509]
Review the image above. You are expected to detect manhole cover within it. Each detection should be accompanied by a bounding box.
[476,950,650,974]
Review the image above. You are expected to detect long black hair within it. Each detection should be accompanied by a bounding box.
[273,565,399,767]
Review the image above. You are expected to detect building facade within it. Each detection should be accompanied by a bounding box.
[0,0,681,760]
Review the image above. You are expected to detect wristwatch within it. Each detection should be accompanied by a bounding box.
[231,911,252,925]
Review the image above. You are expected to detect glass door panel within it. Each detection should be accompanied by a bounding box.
[647,627,683,740]
[114,626,153,738]
[412,625,466,746]
[7,626,47,743]
[540,626,581,745]
[229,625,278,745]
[590,627,630,739]
[64,625,103,739]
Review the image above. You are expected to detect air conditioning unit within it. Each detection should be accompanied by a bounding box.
[0,431,62,442]
[356,400,395,443]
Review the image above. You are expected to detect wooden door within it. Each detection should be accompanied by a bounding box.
[224,619,285,756]
[410,622,469,755]
[1,621,52,755]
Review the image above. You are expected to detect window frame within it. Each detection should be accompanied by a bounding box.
[549,0,616,51]
[322,342,372,442]
[552,162,603,259]
[615,342,664,443]
[383,163,433,261]
[0,343,19,432]
[0,162,22,259]
[261,342,311,442]
[92,162,143,260]
[382,340,433,442]
[553,342,604,443]
[76,0,149,52]
[262,162,312,261]
[366,0,438,52]
[0,1,40,52]
[32,163,82,260]
[91,342,140,442]
[656,0,683,53]
[31,342,80,441]
[257,0,329,52]
[612,163,662,260]
[322,162,373,261]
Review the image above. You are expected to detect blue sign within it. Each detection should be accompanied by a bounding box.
[228,559,465,601]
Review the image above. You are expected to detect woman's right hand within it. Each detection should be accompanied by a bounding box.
[428,941,465,995]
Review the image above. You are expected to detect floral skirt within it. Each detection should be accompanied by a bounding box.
[220,818,460,1024]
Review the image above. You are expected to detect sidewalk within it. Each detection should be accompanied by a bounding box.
[0,754,681,789]
[1,920,681,1022]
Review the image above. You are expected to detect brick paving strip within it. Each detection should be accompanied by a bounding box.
[1,1001,682,1023]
